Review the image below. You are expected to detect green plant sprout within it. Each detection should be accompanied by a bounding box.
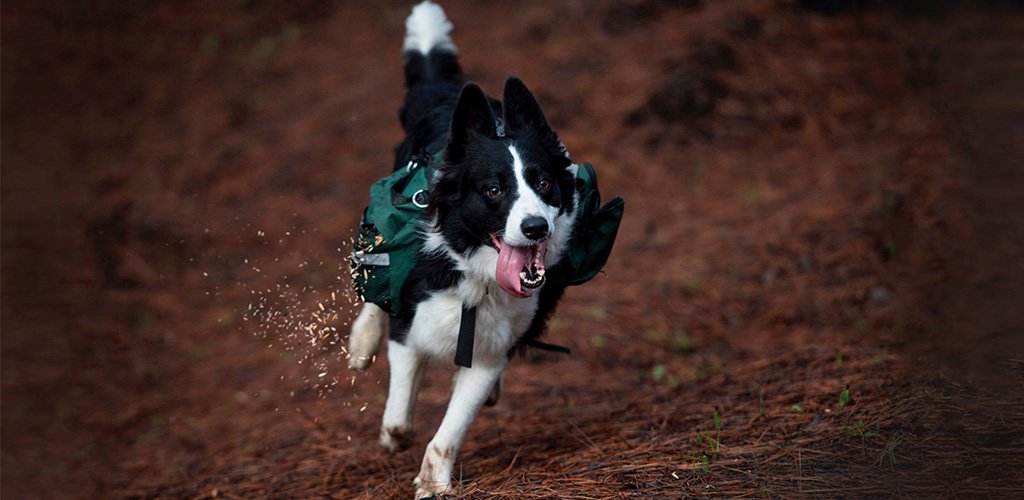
[838,387,851,408]
[692,407,722,473]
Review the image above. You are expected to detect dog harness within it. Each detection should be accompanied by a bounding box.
[352,151,624,367]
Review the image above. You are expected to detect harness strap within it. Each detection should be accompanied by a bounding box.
[454,306,477,368]
[525,338,572,355]
[453,306,572,368]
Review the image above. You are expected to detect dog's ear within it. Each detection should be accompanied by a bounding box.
[445,83,496,164]
[502,76,568,160]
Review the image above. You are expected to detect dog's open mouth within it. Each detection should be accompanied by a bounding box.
[490,234,547,298]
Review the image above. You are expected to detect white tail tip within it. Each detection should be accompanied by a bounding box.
[404,1,457,55]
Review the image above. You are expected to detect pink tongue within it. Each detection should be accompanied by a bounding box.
[494,238,532,298]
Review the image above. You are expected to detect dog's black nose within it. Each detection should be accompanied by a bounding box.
[521,216,549,240]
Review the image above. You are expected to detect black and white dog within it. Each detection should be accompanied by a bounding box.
[348,2,578,497]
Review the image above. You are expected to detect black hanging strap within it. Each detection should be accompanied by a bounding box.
[454,306,477,368]
[454,305,571,367]
[525,338,572,355]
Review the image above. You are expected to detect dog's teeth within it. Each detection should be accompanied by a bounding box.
[520,271,527,280]
[536,269,545,277]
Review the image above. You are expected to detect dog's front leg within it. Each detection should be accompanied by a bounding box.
[349,303,386,371]
[380,340,426,453]
[413,362,505,499]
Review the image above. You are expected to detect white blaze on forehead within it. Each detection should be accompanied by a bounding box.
[504,146,559,246]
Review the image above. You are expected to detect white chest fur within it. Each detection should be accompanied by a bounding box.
[404,248,539,364]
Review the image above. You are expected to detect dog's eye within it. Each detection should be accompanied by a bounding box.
[537,178,552,191]
[484,186,502,199]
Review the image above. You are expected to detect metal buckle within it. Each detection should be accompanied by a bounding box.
[412,189,429,208]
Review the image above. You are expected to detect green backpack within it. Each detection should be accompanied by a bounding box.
[352,157,624,314]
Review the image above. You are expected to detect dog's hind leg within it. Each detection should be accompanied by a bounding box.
[484,373,502,407]
[380,340,427,453]
[348,303,386,371]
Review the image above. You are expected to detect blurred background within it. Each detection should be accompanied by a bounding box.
[3,0,1022,497]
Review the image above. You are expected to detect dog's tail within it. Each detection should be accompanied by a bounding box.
[402,1,462,88]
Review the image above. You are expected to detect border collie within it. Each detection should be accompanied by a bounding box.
[348,2,578,497]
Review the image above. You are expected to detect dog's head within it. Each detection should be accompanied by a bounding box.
[429,76,577,298]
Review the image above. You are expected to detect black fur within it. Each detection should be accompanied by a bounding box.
[403,48,462,88]
[389,251,461,344]
[393,80,461,171]
[389,44,574,358]
[429,84,517,254]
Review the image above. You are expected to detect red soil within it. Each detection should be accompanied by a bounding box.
[3,1,1022,498]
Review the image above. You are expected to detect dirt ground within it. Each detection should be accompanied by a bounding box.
[3,1,1023,498]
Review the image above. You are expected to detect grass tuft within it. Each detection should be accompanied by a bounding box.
[878,433,906,467]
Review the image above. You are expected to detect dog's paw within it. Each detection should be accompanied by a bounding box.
[347,354,375,372]
[413,478,452,500]
[380,424,415,453]
[413,444,454,498]
[414,490,449,500]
